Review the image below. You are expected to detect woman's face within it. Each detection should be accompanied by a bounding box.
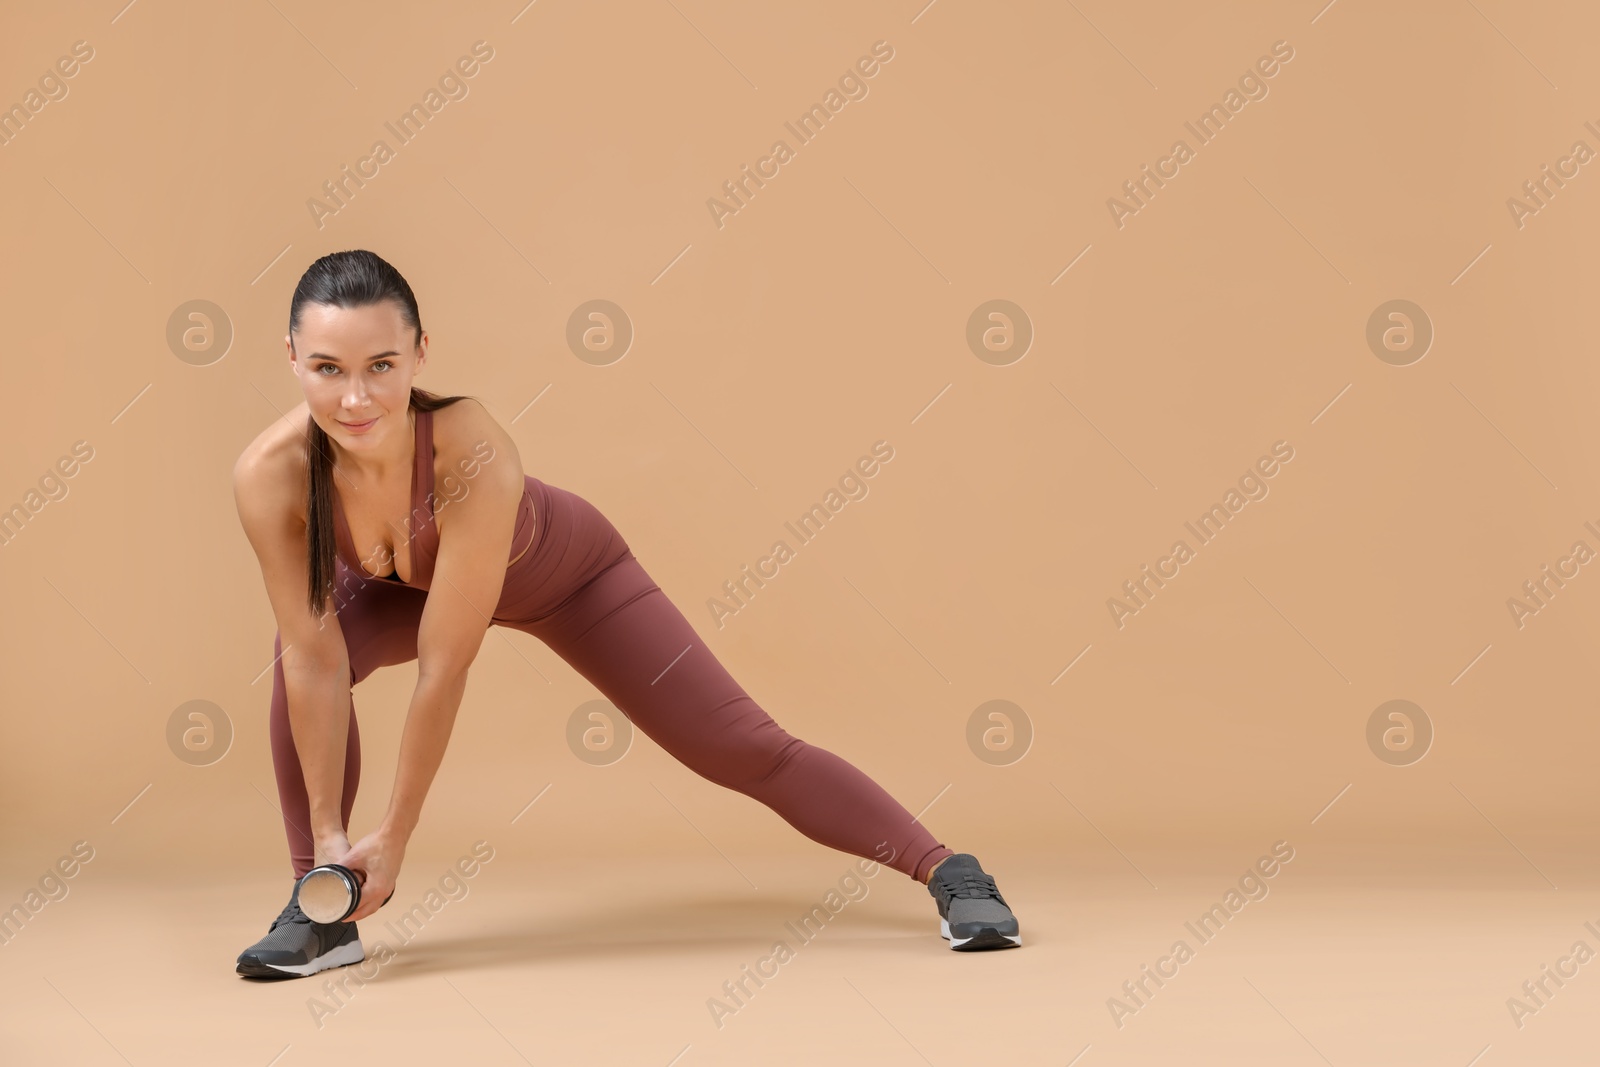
[288,301,426,447]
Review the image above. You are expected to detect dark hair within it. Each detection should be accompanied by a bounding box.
[288,250,472,617]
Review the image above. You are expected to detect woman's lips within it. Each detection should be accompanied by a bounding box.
[339,416,378,433]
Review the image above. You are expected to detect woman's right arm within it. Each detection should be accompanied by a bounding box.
[231,445,354,856]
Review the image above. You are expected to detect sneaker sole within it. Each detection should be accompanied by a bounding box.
[940,918,1022,950]
[237,938,365,979]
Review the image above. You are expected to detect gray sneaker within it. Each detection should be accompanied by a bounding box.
[236,882,365,979]
[926,853,1022,950]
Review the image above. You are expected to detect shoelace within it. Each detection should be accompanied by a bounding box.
[268,897,311,932]
[935,869,1004,901]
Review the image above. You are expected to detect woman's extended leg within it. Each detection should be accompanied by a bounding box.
[267,570,430,879]
[515,548,957,884]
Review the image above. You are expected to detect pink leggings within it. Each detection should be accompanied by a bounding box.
[268,477,954,884]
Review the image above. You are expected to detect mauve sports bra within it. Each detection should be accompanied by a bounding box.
[330,404,536,589]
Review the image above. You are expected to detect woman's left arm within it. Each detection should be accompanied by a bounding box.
[342,403,525,920]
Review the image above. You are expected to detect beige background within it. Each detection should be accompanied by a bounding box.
[2,0,1597,1064]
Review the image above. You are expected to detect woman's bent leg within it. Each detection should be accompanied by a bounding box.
[267,574,429,879]
[519,551,956,883]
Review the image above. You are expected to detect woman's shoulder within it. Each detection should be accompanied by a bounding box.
[233,403,311,520]
[430,397,516,460]
[428,394,490,437]
[427,395,524,492]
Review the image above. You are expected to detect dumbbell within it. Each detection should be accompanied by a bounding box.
[296,863,396,924]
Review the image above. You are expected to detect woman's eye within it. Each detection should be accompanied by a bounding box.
[316,364,338,375]
[373,360,393,372]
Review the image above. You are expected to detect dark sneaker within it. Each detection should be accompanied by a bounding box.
[236,881,365,979]
[926,853,1022,950]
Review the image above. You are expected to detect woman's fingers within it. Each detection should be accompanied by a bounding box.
[350,880,391,922]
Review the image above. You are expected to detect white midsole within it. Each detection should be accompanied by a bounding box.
[256,938,365,976]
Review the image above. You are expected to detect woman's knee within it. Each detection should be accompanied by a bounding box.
[678,726,808,793]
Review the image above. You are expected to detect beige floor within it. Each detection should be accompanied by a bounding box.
[0,846,1592,1065]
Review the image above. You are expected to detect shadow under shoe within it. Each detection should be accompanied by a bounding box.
[236,881,365,979]
[927,853,1023,951]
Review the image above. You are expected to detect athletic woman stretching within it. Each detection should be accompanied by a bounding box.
[233,250,1021,978]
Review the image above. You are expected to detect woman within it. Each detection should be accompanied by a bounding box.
[232,250,1020,979]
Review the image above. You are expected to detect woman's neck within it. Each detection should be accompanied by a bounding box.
[330,406,414,487]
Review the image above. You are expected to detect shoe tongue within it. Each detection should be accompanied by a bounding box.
[268,904,305,933]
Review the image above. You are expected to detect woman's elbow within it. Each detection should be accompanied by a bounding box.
[417,658,472,687]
